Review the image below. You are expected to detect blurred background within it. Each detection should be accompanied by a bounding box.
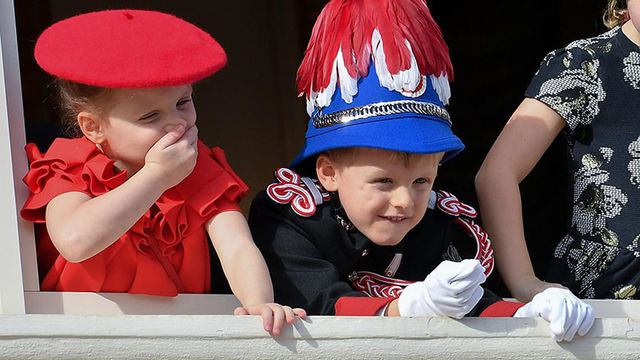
[14,0,610,296]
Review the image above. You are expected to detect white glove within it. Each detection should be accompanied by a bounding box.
[398,259,487,319]
[514,287,594,342]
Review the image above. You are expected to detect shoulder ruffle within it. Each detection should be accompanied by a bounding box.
[21,137,127,222]
[129,141,249,256]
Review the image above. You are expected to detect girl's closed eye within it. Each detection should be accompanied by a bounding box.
[139,111,159,122]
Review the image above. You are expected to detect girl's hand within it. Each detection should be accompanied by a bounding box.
[144,124,199,189]
[234,303,307,336]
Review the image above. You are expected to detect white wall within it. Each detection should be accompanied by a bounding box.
[1,313,640,359]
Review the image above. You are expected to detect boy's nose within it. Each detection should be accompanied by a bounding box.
[390,187,413,209]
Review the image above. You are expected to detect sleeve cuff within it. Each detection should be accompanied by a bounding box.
[479,300,525,317]
[335,297,395,316]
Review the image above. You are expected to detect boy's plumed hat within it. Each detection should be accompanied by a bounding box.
[34,9,226,87]
[290,0,464,167]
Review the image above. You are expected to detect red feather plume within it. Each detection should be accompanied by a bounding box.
[297,0,453,103]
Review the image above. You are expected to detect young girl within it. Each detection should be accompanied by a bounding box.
[20,9,304,335]
[476,0,640,302]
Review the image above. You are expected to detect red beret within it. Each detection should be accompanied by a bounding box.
[34,9,227,88]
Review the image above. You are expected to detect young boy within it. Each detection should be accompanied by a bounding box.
[249,0,594,341]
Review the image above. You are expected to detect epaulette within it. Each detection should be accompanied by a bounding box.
[266,168,330,217]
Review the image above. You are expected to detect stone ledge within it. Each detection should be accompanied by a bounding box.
[1,314,639,359]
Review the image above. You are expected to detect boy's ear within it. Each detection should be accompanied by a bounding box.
[77,111,105,144]
[316,154,339,191]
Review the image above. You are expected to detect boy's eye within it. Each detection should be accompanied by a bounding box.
[414,178,428,184]
[376,178,392,184]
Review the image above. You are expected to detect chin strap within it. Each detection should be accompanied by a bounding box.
[435,190,494,277]
[349,271,413,298]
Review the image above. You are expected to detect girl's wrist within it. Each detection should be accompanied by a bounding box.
[135,164,174,192]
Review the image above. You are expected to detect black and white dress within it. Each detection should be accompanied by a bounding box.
[525,26,640,299]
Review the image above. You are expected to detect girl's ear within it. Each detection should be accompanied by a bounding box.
[316,153,339,191]
[77,111,105,144]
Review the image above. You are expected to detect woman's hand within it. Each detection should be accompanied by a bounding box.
[234,303,307,336]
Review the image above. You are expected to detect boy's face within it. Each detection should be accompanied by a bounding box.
[89,84,197,174]
[318,148,442,246]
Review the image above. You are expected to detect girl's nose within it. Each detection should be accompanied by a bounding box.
[184,115,196,128]
[164,115,194,132]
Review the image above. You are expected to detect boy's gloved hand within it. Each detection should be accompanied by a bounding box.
[513,287,594,342]
[398,259,487,319]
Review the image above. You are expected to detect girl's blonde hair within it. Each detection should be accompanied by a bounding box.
[55,78,113,137]
[604,0,628,29]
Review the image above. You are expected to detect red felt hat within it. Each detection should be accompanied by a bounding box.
[34,9,227,88]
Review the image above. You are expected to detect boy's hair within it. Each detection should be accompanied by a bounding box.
[326,147,437,168]
[55,78,113,137]
[604,0,628,28]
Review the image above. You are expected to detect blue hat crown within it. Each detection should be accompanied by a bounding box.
[290,62,464,167]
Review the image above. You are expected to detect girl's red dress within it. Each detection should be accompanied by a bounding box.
[21,137,248,296]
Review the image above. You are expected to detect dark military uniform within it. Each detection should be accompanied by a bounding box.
[249,168,522,316]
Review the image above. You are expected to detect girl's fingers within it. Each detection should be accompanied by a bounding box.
[153,125,185,150]
[261,306,274,334]
[293,308,307,319]
[283,306,295,324]
[271,306,286,336]
[233,306,249,316]
[184,125,199,146]
[236,303,307,335]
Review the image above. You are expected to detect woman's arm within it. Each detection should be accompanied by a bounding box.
[207,210,305,336]
[475,98,566,302]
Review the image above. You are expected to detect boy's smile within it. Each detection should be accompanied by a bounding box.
[317,148,443,246]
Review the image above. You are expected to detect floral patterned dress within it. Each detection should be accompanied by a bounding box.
[525,26,640,299]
